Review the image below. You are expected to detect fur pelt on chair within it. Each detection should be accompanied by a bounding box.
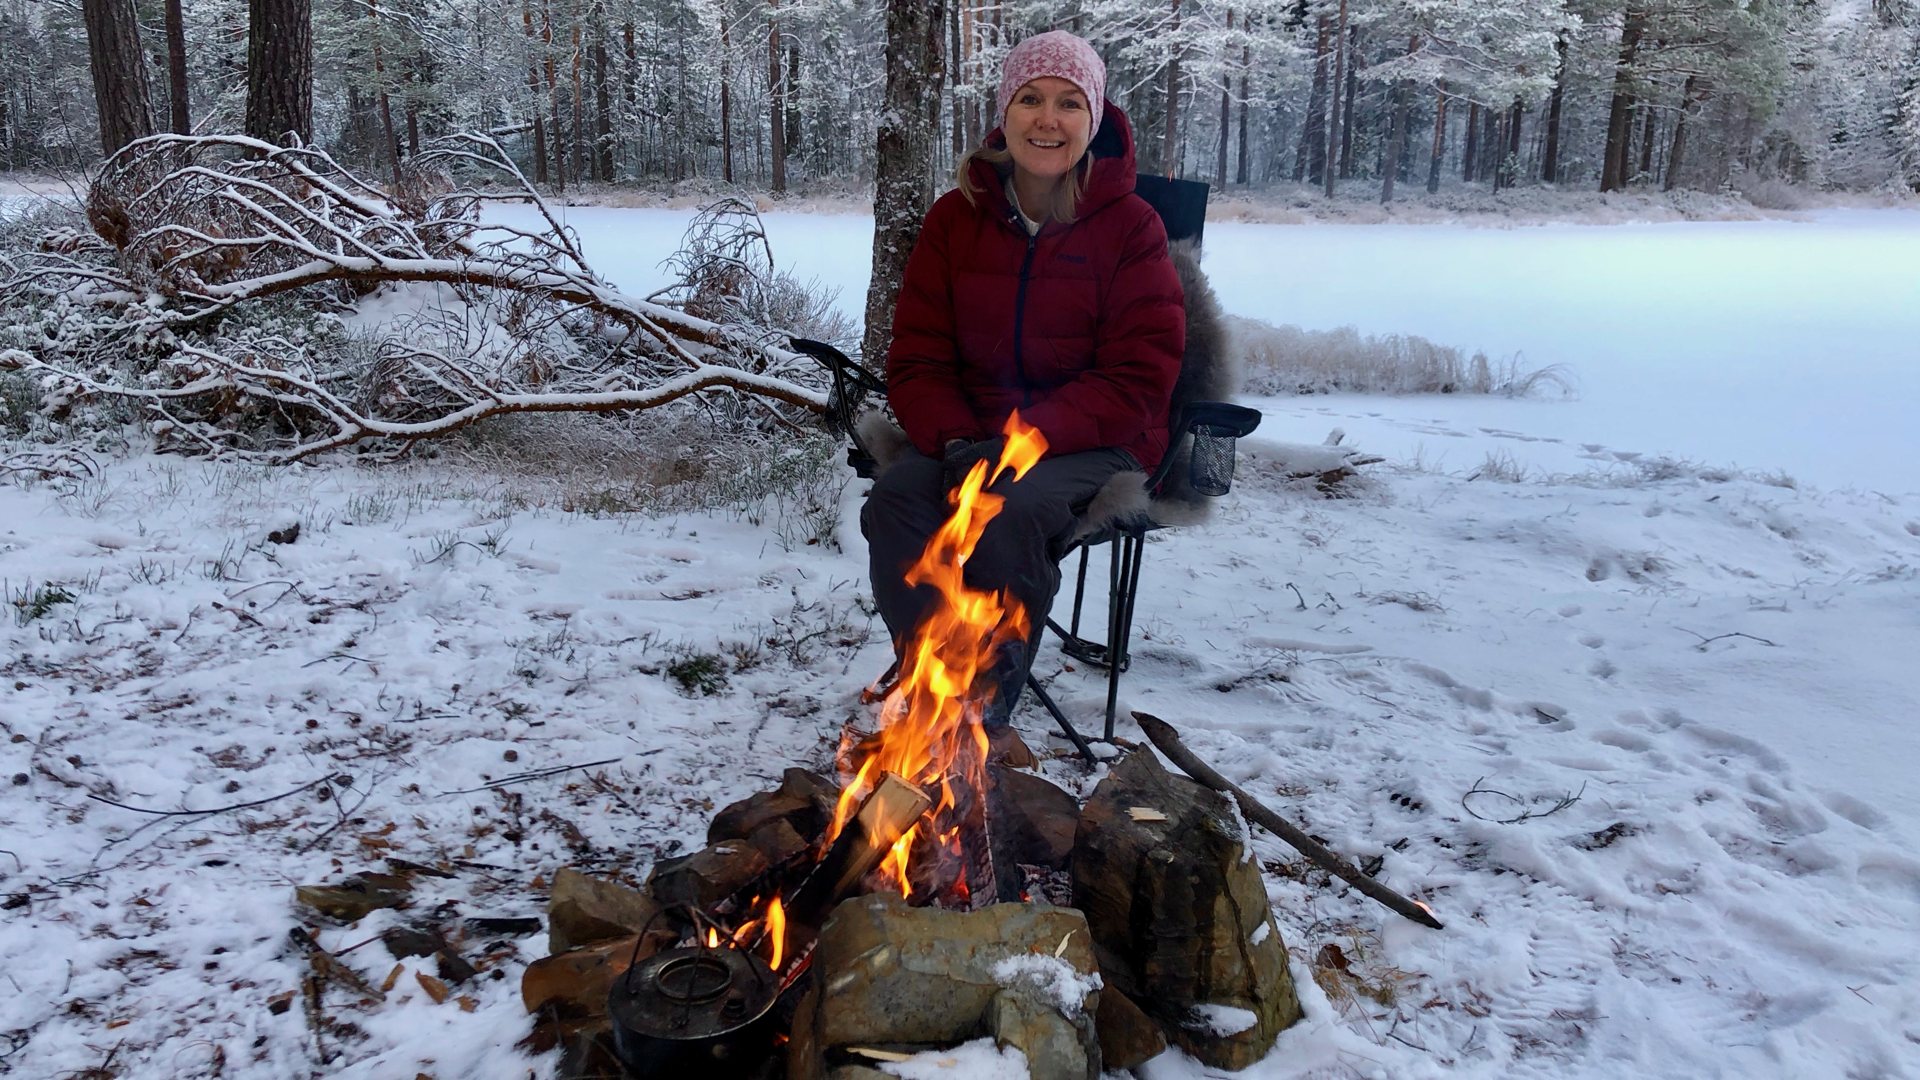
[856,240,1241,541]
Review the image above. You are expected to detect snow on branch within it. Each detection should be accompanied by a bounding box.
[2,133,833,463]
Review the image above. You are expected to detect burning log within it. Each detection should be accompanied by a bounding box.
[1133,711,1445,930]
[786,772,931,934]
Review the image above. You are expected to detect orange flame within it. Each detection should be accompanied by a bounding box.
[766,897,786,971]
[828,413,1048,896]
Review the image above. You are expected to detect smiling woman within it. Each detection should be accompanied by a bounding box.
[861,30,1186,757]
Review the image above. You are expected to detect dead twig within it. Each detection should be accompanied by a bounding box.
[1678,628,1779,651]
[1134,711,1444,930]
[1460,777,1585,824]
[87,772,350,818]
[437,756,623,796]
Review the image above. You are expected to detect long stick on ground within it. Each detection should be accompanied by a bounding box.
[1134,711,1444,930]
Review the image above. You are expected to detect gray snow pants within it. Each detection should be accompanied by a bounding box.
[860,445,1137,728]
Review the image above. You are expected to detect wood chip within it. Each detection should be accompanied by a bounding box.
[846,1047,913,1063]
[381,963,404,993]
[415,971,450,1004]
[1128,806,1168,822]
[1054,930,1077,958]
[455,996,477,1013]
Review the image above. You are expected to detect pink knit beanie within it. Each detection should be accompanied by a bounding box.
[996,30,1107,142]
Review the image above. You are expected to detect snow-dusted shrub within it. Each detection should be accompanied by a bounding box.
[1231,315,1571,398]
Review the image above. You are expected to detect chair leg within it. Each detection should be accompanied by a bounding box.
[1067,545,1092,640]
[1103,528,1147,741]
[1027,674,1098,763]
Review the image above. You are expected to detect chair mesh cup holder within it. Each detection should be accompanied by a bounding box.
[1189,425,1239,497]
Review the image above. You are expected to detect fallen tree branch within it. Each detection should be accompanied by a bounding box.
[1133,711,1445,930]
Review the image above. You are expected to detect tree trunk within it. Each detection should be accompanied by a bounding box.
[1480,104,1499,183]
[864,0,947,367]
[1295,16,1329,184]
[368,0,399,184]
[1601,8,1646,192]
[623,20,636,174]
[570,23,584,181]
[1461,102,1479,182]
[1162,0,1182,178]
[1637,101,1656,183]
[786,42,801,162]
[1337,24,1358,179]
[950,2,965,157]
[1215,9,1232,188]
[1323,0,1347,197]
[523,0,548,184]
[1504,100,1523,189]
[83,0,154,157]
[1664,75,1700,192]
[1542,33,1567,183]
[1378,35,1416,203]
[164,0,189,134]
[543,0,564,190]
[1235,35,1250,185]
[768,0,786,193]
[593,8,612,181]
[1426,82,1447,194]
[245,0,311,144]
[720,15,734,183]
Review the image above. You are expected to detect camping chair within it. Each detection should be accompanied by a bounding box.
[794,176,1261,763]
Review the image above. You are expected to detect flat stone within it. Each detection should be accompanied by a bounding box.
[1094,984,1167,1070]
[709,767,839,845]
[801,894,1099,1079]
[987,766,1079,902]
[647,840,772,911]
[549,868,662,954]
[1072,750,1300,1070]
[520,931,672,1019]
[294,872,411,922]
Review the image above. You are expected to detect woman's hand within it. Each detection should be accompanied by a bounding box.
[941,436,1008,489]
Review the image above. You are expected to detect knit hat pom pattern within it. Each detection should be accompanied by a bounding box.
[995,30,1107,141]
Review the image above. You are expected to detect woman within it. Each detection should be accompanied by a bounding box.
[862,29,1186,754]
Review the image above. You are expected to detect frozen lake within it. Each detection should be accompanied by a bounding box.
[505,202,1920,495]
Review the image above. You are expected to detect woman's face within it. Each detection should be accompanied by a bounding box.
[1003,77,1093,186]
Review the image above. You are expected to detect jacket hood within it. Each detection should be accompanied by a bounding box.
[972,101,1140,224]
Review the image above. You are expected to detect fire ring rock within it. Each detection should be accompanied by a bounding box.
[790,894,1102,1080]
[1071,749,1302,1070]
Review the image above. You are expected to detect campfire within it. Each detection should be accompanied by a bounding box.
[511,413,1432,1077]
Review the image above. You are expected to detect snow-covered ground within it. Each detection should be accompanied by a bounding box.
[3,205,1918,1079]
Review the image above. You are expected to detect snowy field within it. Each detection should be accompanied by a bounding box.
[3,202,1919,1079]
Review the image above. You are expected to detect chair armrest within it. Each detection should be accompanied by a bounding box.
[1146,401,1263,495]
[791,337,886,478]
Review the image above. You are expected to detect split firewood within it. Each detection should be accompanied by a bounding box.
[787,772,931,930]
[1133,712,1444,930]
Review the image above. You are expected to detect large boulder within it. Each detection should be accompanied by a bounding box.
[1072,750,1301,1070]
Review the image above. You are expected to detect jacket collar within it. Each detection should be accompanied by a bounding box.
[972,101,1140,229]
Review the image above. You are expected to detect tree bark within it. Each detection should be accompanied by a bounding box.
[768,0,786,193]
[570,22,585,182]
[523,0,549,184]
[164,0,189,134]
[1426,83,1448,194]
[1215,9,1232,188]
[1162,0,1182,178]
[1542,33,1567,183]
[1664,75,1701,192]
[1235,35,1250,185]
[593,8,613,181]
[83,0,154,157]
[863,0,947,368]
[1323,0,1347,197]
[1337,24,1358,179]
[368,0,400,184]
[245,0,311,145]
[1379,36,1416,203]
[1601,7,1646,192]
[1637,101,1657,184]
[543,0,565,190]
[719,16,734,183]
[1461,101,1479,182]
[1295,16,1330,184]
[1504,100,1523,189]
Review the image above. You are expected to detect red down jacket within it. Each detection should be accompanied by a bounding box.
[886,102,1186,471]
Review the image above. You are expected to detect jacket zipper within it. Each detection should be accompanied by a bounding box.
[1011,228,1038,408]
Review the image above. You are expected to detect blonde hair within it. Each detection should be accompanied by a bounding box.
[955,145,1093,225]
